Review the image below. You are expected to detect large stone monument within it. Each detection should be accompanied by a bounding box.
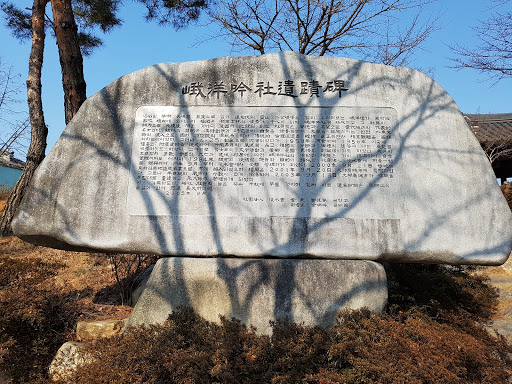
[11,52,512,333]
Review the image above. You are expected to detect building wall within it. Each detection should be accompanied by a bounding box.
[0,165,22,191]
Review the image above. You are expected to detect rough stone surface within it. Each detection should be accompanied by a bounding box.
[12,52,512,264]
[127,257,388,335]
[487,319,512,341]
[76,318,128,341]
[49,341,90,382]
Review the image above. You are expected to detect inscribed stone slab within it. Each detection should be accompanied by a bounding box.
[11,52,512,264]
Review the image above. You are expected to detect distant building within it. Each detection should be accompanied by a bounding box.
[0,150,25,191]
[465,113,512,184]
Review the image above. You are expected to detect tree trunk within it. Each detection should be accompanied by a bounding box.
[0,0,49,235]
[50,0,86,125]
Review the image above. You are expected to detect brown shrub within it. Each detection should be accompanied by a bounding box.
[2,241,510,383]
[64,305,511,384]
[0,256,82,383]
[269,320,330,383]
[105,253,160,305]
[323,308,511,384]
[65,308,273,384]
[386,263,499,326]
[501,183,512,210]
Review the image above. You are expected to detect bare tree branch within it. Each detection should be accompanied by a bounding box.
[450,0,511,81]
[207,0,441,65]
[484,141,512,165]
[0,59,30,158]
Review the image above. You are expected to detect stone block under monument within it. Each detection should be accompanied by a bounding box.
[127,258,387,335]
[10,52,512,333]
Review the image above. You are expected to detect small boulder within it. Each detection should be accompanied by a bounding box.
[76,318,127,341]
[49,341,90,382]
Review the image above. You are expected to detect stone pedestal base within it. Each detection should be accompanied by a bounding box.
[127,257,388,335]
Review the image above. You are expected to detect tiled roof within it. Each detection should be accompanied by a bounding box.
[465,113,512,147]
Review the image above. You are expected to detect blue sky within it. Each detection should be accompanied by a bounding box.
[1,0,511,157]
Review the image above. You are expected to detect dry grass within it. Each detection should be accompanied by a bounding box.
[0,235,132,321]
[0,197,7,213]
[0,195,132,321]
[0,196,133,382]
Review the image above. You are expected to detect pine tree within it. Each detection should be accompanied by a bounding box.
[0,0,121,234]
[0,0,208,235]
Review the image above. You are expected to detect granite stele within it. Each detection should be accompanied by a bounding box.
[11,52,512,332]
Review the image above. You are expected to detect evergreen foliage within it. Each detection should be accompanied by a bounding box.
[1,0,121,55]
[138,0,208,29]
[0,3,32,40]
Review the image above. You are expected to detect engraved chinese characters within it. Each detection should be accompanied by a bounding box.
[127,106,397,217]
[182,80,348,99]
